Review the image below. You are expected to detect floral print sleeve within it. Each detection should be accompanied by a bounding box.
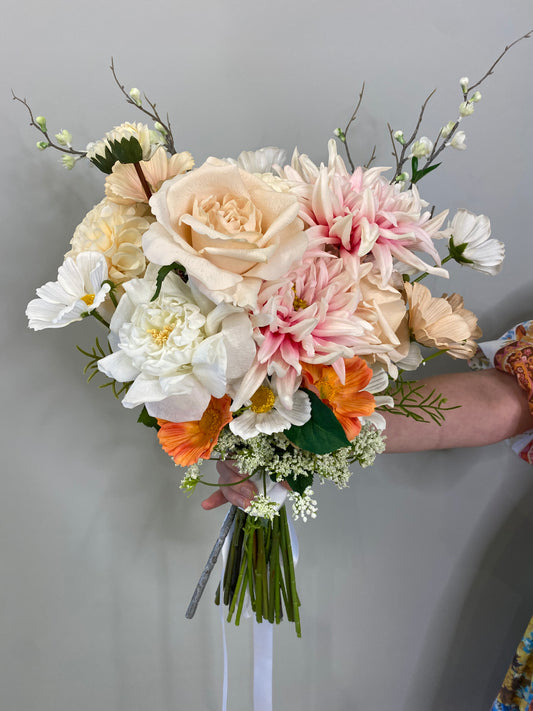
[470,320,533,465]
[470,321,533,710]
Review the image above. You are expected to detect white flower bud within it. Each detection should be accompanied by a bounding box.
[154,121,168,136]
[55,129,72,146]
[459,77,469,93]
[61,155,76,170]
[410,136,433,158]
[459,101,474,117]
[129,87,142,106]
[447,130,467,151]
[393,130,406,145]
[470,91,482,103]
[36,141,49,150]
[440,121,456,139]
[395,172,410,182]
[35,116,47,132]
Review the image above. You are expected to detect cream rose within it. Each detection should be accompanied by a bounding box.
[142,158,308,309]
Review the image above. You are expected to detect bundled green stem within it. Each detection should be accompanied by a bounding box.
[218,504,302,637]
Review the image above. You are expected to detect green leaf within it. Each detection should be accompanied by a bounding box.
[448,235,473,264]
[411,162,441,184]
[137,406,160,430]
[284,389,350,454]
[151,262,185,301]
[285,471,314,496]
[88,136,144,174]
[108,136,143,164]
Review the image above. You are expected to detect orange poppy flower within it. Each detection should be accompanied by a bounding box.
[158,395,233,466]
[302,356,375,441]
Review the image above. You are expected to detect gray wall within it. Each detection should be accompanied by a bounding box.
[2,1,533,709]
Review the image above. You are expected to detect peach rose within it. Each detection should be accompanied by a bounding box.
[142,158,308,309]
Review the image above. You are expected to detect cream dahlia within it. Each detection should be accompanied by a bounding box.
[66,198,154,284]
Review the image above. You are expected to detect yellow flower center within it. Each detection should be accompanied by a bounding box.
[250,386,276,413]
[81,293,95,306]
[199,403,224,436]
[292,286,308,311]
[147,325,173,346]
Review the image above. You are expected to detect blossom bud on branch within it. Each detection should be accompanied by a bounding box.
[35,116,47,132]
[129,88,142,106]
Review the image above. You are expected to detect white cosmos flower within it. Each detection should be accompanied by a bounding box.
[26,252,110,330]
[360,367,393,431]
[229,383,311,440]
[442,209,505,275]
[97,264,256,422]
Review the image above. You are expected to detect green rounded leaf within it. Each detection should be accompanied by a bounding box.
[285,389,350,454]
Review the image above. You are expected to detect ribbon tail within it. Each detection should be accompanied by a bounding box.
[253,621,273,711]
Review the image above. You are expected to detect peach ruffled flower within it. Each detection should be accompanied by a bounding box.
[105,147,194,205]
[157,395,232,466]
[405,281,482,359]
[302,357,375,440]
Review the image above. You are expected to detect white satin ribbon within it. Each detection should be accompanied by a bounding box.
[253,621,273,711]
[220,527,232,711]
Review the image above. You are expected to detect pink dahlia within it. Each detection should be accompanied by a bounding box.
[282,140,449,285]
[231,254,392,410]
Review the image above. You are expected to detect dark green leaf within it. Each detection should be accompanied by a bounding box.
[151,262,185,301]
[448,235,473,264]
[137,406,160,430]
[285,470,314,496]
[285,389,350,454]
[411,162,441,184]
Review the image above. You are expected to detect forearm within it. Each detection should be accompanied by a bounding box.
[383,368,533,453]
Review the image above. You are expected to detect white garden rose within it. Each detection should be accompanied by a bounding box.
[143,157,308,309]
[97,264,257,422]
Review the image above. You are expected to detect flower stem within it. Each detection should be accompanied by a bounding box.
[91,310,110,329]
[133,162,152,201]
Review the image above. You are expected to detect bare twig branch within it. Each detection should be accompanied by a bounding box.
[109,58,177,154]
[12,91,86,157]
[341,82,366,171]
[391,88,436,182]
[364,144,377,169]
[185,505,238,619]
[469,29,533,93]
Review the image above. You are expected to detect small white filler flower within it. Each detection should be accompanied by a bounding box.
[442,208,505,275]
[26,252,110,330]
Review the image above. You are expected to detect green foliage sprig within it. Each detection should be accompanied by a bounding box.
[383,373,460,425]
[76,337,131,398]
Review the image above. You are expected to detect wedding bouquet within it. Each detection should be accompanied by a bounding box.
[20,38,523,636]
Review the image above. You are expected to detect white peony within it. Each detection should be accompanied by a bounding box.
[26,252,110,330]
[442,209,505,275]
[97,265,256,422]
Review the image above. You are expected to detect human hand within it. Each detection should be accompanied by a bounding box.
[200,461,258,511]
